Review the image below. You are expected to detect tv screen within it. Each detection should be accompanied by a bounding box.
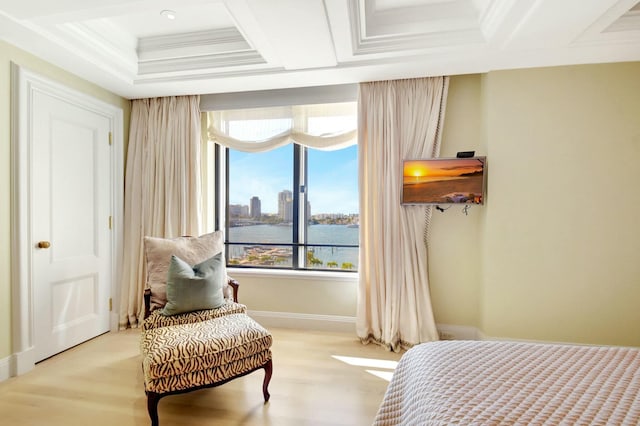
[402,157,486,205]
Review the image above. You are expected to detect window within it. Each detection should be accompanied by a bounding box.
[206,102,358,271]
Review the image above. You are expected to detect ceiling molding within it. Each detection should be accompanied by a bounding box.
[138,50,267,75]
[137,28,250,59]
[0,0,638,98]
[348,0,485,55]
[605,8,640,32]
[574,0,640,45]
[59,21,137,69]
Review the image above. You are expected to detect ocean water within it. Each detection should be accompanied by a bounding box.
[228,224,359,269]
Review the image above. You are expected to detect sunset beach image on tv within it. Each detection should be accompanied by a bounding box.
[402,157,486,205]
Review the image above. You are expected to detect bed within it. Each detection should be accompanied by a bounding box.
[374,340,640,425]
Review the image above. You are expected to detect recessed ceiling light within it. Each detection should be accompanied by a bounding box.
[160,9,177,20]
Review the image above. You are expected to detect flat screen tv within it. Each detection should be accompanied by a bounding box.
[402,157,486,205]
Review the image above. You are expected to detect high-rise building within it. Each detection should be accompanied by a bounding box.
[229,204,249,218]
[284,200,293,222]
[250,196,261,219]
[278,190,293,220]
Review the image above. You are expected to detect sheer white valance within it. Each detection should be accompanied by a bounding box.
[206,102,357,152]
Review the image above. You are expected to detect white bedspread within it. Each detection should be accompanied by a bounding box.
[374,340,640,425]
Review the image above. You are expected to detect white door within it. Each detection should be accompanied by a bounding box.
[31,90,112,362]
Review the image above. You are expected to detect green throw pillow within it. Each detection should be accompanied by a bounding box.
[161,253,224,316]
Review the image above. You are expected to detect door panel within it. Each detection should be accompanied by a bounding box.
[51,121,97,259]
[32,91,111,362]
[51,275,98,330]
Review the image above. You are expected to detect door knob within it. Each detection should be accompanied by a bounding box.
[37,241,51,249]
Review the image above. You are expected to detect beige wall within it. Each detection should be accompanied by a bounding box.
[229,270,357,317]
[430,64,640,347]
[429,74,485,327]
[0,41,130,359]
[480,63,640,346]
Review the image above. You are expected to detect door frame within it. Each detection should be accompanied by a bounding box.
[10,63,124,376]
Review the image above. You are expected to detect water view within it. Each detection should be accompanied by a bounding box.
[228,223,359,270]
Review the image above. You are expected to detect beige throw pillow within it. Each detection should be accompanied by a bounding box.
[144,231,227,311]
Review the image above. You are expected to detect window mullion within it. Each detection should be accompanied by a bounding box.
[292,144,301,268]
[301,146,308,267]
[224,147,230,260]
[213,143,220,232]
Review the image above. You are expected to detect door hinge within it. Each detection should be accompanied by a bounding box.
[108,132,112,146]
[109,216,112,230]
[109,298,113,312]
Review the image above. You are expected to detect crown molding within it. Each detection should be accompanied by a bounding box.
[348,0,485,55]
[138,50,266,75]
[138,27,249,58]
[605,9,640,32]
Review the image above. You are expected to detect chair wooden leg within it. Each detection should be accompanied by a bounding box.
[262,359,273,403]
[146,391,160,426]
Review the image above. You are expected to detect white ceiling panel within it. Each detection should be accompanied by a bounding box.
[110,3,234,38]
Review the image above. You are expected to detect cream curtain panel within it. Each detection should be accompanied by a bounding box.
[357,77,449,351]
[206,102,357,152]
[119,95,202,329]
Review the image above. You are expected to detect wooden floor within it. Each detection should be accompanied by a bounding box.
[0,327,402,426]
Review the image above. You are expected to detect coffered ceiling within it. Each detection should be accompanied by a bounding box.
[1,0,639,99]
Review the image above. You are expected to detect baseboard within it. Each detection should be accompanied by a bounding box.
[110,312,120,333]
[248,310,356,333]
[0,348,35,382]
[0,356,10,382]
[476,328,491,341]
[10,347,35,377]
[436,323,481,340]
[247,310,482,340]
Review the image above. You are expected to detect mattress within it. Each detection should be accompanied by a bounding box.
[374,340,640,425]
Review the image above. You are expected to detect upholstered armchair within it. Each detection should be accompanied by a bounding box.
[139,231,273,426]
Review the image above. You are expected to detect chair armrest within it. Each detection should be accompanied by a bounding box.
[144,288,151,319]
[228,278,239,303]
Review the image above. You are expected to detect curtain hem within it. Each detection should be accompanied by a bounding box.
[358,334,417,353]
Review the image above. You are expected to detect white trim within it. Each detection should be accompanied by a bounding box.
[109,90,125,335]
[477,328,491,341]
[246,311,482,341]
[436,323,482,340]
[138,51,266,75]
[475,332,637,348]
[138,28,250,57]
[0,356,10,382]
[10,63,124,376]
[110,313,120,333]
[10,63,32,375]
[248,310,357,333]
[9,348,35,378]
[229,267,358,283]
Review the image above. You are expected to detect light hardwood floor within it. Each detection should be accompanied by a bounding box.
[0,327,402,426]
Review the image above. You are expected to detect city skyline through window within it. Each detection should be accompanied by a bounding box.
[226,144,359,270]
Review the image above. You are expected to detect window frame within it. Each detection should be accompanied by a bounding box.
[220,143,359,272]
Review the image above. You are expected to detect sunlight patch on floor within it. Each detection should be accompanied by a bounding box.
[365,370,395,381]
[332,355,398,381]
